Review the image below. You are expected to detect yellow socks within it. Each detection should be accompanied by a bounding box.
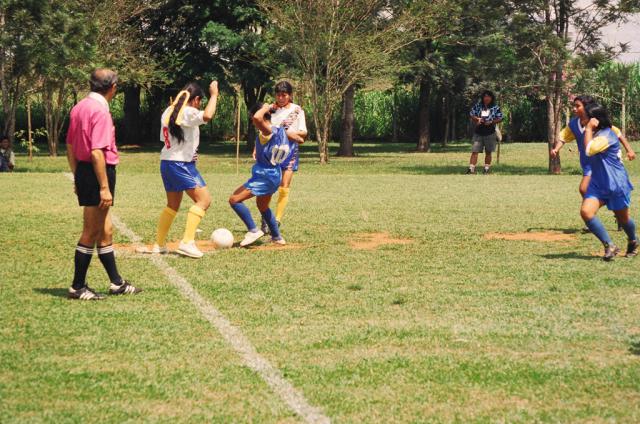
[156,207,177,246]
[182,205,206,243]
[275,187,290,222]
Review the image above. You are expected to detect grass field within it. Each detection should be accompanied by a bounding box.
[2,141,640,423]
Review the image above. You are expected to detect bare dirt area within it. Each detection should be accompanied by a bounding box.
[349,232,413,250]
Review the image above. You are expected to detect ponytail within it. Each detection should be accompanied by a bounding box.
[168,91,190,143]
[163,82,207,144]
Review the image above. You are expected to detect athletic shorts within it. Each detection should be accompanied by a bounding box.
[280,149,299,172]
[581,163,593,177]
[471,133,497,153]
[244,163,281,196]
[75,161,116,207]
[160,160,206,192]
[585,189,631,211]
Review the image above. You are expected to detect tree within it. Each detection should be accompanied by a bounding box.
[260,0,451,163]
[0,1,43,143]
[505,0,639,173]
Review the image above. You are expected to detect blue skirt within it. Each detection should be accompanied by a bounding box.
[160,160,206,192]
[244,163,281,196]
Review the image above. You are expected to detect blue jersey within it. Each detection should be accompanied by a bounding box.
[568,117,589,171]
[586,128,633,198]
[255,126,292,168]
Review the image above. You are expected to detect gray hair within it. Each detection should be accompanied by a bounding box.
[90,68,118,93]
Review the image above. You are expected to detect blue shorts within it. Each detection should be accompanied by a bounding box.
[585,190,631,211]
[160,160,206,192]
[281,149,299,172]
[244,163,281,196]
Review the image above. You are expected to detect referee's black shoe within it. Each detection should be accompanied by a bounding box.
[109,280,142,295]
[68,286,106,300]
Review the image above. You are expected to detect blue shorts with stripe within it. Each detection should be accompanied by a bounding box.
[160,160,206,192]
[585,189,631,211]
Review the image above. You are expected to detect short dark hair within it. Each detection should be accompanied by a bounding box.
[0,134,9,142]
[480,90,495,105]
[574,95,595,106]
[90,68,118,94]
[584,103,612,131]
[275,81,293,95]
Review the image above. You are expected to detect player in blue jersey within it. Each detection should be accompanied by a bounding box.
[552,95,635,197]
[580,103,638,260]
[551,95,635,232]
[228,103,304,247]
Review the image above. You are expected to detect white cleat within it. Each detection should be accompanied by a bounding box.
[271,237,286,246]
[176,241,204,258]
[240,230,265,247]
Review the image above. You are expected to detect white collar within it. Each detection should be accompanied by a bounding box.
[578,121,585,134]
[88,92,110,111]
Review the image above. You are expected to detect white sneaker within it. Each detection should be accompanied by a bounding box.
[240,230,264,247]
[176,241,204,258]
[136,244,168,254]
[271,237,286,246]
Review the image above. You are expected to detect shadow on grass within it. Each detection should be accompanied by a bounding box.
[526,227,583,235]
[33,288,68,298]
[539,252,597,261]
[628,337,640,356]
[398,163,551,176]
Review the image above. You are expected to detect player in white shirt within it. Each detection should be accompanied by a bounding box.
[143,81,219,259]
[258,81,307,233]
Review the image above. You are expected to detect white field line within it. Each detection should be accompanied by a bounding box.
[64,173,330,424]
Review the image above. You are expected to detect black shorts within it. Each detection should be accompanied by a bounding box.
[75,161,116,207]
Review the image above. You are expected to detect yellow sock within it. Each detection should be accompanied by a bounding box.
[275,187,290,222]
[182,205,206,243]
[156,207,177,246]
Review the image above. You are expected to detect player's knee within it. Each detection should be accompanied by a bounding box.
[580,207,593,221]
[228,195,238,206]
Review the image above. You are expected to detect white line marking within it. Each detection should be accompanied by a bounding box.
[65,173,330,424]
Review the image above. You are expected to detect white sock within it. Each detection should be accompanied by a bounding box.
[469,164,476,171]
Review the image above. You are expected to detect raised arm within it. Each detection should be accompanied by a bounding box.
[202,81,219,123]
[252,104,273,136]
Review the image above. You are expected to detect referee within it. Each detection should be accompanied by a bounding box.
[65,69,141,300]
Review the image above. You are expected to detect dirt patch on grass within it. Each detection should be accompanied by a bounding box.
[484,231,575,242]
[119,144,142,150]
[244,243,305,251]
[350,232,413,250]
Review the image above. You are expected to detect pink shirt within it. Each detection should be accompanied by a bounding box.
[66,93,119,165]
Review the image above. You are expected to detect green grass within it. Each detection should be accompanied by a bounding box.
[2,141,640,423]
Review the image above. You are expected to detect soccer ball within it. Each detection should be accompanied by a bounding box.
[211,228,234,249]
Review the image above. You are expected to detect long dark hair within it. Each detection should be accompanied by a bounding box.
[574,95,595,107]
[585,103,612,132]
[169,82,206,143]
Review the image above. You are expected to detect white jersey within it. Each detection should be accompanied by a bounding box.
[270,103,307,134]
[160,106,205,162]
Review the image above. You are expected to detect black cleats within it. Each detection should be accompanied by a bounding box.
[68,286,105,300]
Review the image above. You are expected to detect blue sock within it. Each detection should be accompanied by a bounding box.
[586,217,612,246]
[620,218,637,241]
[261,208,281,239]
[231,202,257,232]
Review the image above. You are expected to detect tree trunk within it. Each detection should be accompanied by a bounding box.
[243,83,266,153]
[123,85,141,145]
[416,79,431,152]
[43,84,67,157]
[442,95,450,146]
[338,84,355,157]
[450,100,456,141]
[392,88,399,143]
[547,95,561,174]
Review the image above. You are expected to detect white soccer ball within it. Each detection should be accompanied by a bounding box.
[211,228,234,249]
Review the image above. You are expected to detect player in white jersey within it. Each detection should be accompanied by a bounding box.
[142,81,219,259]
[258,81,307,233]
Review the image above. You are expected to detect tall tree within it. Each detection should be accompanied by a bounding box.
[505,0,639,173]
[260,0,450,163]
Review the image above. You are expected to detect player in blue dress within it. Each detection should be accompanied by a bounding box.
[581,103,638,260]
[228,103,304,247]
